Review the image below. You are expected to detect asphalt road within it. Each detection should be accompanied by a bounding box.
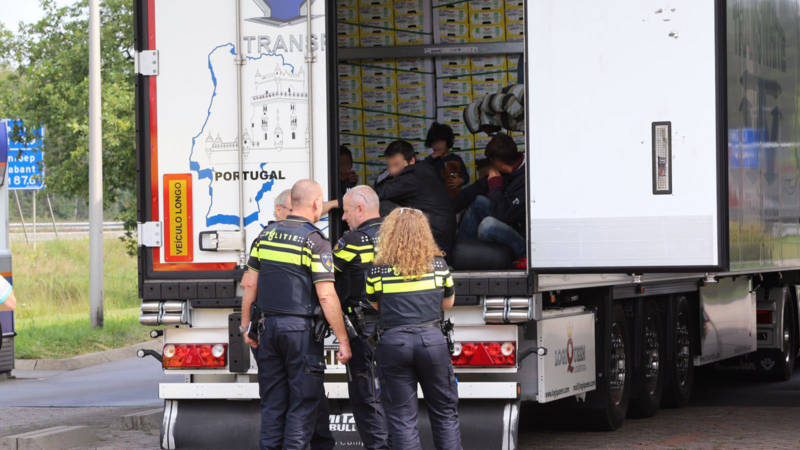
[1,359,799,448]
[0,356,179,407]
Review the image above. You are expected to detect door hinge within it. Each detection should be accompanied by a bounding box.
[138,221,163,247]
[199,230,244,252]
[135,50,159,76]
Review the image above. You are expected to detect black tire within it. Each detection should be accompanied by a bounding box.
[662,295,694,408]
[592,303,632,430]
[756,292,796,381]
[628,300,663,418]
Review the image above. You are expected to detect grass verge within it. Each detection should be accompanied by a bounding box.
[10,238,148,359]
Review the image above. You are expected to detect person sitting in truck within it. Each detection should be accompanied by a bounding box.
[0,276,16,312]
[375,140,456,254]
[456,133,526,259]
[475,158,491,180]
[424,122,469,196]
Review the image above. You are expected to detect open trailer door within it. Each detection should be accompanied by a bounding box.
[526,0,728,272]
[136,0,332,284]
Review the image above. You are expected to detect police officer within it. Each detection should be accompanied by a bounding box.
[241,185,333,449]
[333,185,389,449]
[365,208,462,450]
[241,179,352,450]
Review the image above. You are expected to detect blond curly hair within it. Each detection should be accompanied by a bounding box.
[375,208,443,278]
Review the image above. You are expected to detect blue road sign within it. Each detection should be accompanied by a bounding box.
[4,120,45,191]
[0,122,7,186]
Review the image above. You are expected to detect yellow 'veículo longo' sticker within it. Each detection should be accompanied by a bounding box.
[163,174,194,262]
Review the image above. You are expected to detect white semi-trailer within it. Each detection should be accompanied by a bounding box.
[135,0,800,448]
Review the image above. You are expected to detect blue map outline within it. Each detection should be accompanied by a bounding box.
[188,43,296,229]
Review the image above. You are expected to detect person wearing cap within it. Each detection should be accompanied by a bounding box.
[375,140,456,254]
[0,276,15,312]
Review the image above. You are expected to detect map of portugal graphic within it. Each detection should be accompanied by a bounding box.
[189,42,296,229]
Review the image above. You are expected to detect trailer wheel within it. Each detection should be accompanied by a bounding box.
[757,295,796,381]
[591,303,631,430]
[629,301,663,418]
[662,295,694,408]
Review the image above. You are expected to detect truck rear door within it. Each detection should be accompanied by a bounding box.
[136,0,332,282]
[527,0,727,272]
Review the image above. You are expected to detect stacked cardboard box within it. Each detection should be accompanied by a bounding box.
[433,0,469,44]
[468,0,505,42]
[397,59,434,157]
[337,63,366,181]
[359,59,398,180]
[394,0,431,45]
[337,1,360,48]
[358,1,395,47]
[335,0,525,184]
[436,56,473,173]
[470,55,507,98]
[504,0,524,41]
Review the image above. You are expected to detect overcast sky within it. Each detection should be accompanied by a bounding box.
[0,0,73,32]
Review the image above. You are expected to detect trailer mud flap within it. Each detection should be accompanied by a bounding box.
[161,399,519,450]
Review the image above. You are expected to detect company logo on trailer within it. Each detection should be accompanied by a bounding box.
[329,413,358,433]
[566,324,574,372]
[554,323,586,373]
[250,0,319,26]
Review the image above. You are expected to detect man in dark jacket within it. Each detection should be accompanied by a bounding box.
[456,133,526,258]
[375,140,456,253]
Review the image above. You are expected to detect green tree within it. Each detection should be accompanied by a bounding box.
[0,0,135,209]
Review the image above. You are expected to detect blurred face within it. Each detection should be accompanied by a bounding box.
[386,153,413,178]
[341,196,364,230]
[340,153,353,177]
[431,140,448,157]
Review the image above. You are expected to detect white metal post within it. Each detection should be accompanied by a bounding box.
[88,0,104,328]
[234,0,247,267]
[13,191,28,245]
[46,193,59,239]
[32,191,36,250]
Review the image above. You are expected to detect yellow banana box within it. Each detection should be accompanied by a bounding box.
[468,0,504,12]
[469,24,505,42]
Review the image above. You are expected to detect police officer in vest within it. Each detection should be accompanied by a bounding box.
[366,208,462,450]
[241,179,352,450]
[333,185,389,449]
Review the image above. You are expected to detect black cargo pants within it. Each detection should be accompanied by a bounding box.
[375,326,462,450]
[255,315,334,450]
[347,318,390,449]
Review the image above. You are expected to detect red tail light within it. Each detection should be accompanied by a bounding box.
[163,343,227,368]
[451,341,516,367]
[756,310,772,325]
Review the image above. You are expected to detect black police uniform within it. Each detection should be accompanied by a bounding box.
[366,257,462,450]
[248,215,336,450]
[332,217,389,449]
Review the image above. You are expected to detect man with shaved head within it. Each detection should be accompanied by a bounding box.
[241,179,351,450]
[332,185,389,449]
